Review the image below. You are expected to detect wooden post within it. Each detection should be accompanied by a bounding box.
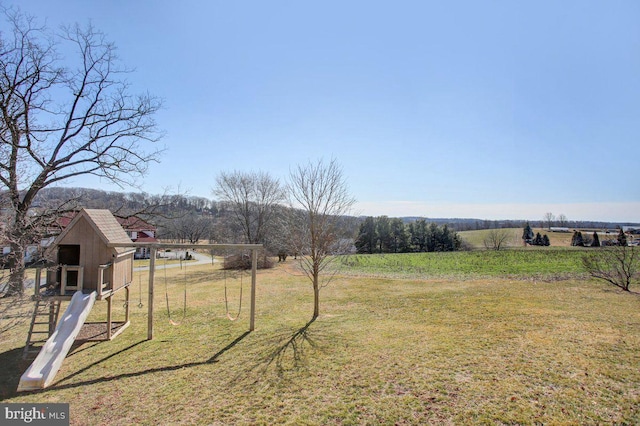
[148,247,156,340]
[34,268,41,298]
[61,266,67,295]
[98,267,104,298]
[250,248,257,331]
[125,286,130,324]
[107,295,112,340]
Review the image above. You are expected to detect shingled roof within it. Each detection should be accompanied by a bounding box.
[54,209,134,255]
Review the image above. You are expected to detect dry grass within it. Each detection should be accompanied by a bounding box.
[458,228,582,249]
[1,259,639,424]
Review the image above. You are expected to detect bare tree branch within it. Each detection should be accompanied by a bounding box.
[0,7,163,295]
[583,246,639,292]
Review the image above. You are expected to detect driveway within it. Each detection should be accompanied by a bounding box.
[134,250,215,272]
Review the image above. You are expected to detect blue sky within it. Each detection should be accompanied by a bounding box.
[11,0,640,222]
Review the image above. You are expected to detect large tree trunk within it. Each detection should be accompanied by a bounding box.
[5,241,25,296]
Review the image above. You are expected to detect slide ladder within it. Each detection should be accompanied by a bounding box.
[18,291,97,392]
[23,299,62,360]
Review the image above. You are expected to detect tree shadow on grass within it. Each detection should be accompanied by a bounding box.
[262,318,318,376]
[1,317,332,398]
[229,317,333,388]
[0,331,251,397]
[0,347,32,401]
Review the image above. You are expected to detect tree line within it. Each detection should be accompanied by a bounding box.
[355,216,462,254]
[571,228,628,247]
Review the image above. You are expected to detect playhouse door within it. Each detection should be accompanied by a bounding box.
[57,244,80,286]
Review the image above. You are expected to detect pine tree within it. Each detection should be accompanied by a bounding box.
[409,219,428,252]
[522,223,534,245]
[534,232,544,246]
[591,232,600,247]
[542,234,550,246]
[355,217,376,254]
[618,229,628,246]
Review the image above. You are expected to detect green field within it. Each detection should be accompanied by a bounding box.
[339,248,587,279]
[1,251,639,424]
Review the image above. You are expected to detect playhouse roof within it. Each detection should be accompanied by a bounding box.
[54,209,134,255]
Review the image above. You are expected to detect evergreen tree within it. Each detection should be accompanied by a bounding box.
[439,224,456,251]
[409,219,428,252]
[522,222,534,245]
[591,232,600,247]
[376,216,392,253]
[389,218,410,253]
[571,231,579,246]
[542,234,550,246]
[426,222,440,252]
[355,217,376,254]
[533,232,544,246]
[575,231,584,247]
[618,228,628,246]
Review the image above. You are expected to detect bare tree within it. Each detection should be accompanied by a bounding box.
[165,212,213,244]
[483,228,513,251]
[0,8,162,295]
[288,158,355,320]
[543,212,555,230]
[557,213,568,227]
[582,246,639,292]
[213,170,285,247]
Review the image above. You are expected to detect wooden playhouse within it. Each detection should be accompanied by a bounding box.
[25,209,135,358]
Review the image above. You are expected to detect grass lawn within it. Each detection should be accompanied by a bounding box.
[1,254,639,424]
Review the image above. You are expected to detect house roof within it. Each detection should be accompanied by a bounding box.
[54,209,134,255]
[55,211,156,232]
[117,215,156,232]
[133,236,158,243]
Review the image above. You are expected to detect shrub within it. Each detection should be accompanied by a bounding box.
[223,253,273,270]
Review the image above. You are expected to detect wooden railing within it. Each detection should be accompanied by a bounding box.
[97,262,113,298]
[60,265,83,295]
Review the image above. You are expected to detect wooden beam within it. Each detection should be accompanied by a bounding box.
[148,247,157,340]
[107,295,112,340]
[250,248,258,331]
[108,242,262,250]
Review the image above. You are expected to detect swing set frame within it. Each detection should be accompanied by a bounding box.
[108,242,262,340]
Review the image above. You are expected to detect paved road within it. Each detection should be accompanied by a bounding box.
[134,250,215,272]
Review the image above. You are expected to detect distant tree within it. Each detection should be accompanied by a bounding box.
[426,222,440,252]
[583,246,639,291]
[355,217,376,254]
[170,213,213,244]
[213,170,286,246]
[533,232,544,246]
[0,8,162,295]
[375,216,392,253]
[483,228,512,251]
[542,234,550,246]
[438,224,460,251]
[557,214,568,227]
[571,231,584,247]
[389,218,410,253]
[522,223,534,245]
[287,158,355,320]
[592,232,600,247]
[618,229,628,247]
[409,219,428,252]
[543,212,555,230]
